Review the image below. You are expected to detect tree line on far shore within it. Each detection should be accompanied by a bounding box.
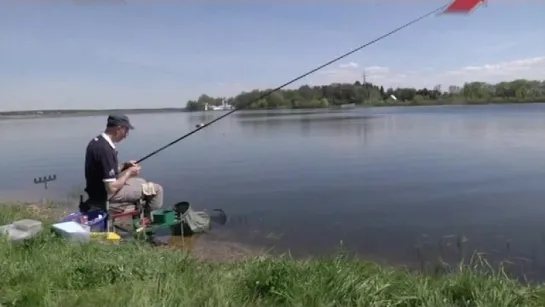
[185,79,545,111]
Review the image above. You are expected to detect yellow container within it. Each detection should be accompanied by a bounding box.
[90,232,121,244]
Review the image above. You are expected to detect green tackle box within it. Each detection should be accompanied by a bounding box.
[152,210,176,225]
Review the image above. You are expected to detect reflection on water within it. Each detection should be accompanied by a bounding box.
[3,104,545,279]
[233,109,338,119]
[236,111,375,145]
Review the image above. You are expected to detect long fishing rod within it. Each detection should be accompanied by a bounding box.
[134,3,447,165]
[100,3,447,208]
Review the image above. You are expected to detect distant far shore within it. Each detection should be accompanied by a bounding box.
[0,107,186,120]
[2,99,545,121]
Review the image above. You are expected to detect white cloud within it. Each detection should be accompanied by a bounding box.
[365,66,390,74]
[338,62,359,69]
[317,62,404,86]
[444,56,545,77]
[313,56,545,89]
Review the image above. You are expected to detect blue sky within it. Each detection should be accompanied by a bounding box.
[0,1,544,111]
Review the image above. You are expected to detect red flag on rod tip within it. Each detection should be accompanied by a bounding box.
[444,0,486,14]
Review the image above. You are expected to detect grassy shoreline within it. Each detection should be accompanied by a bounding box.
[1,204,545,306]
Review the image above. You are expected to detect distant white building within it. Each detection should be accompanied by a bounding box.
[204,99,233,111]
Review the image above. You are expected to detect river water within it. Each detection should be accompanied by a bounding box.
[3,104,545,276]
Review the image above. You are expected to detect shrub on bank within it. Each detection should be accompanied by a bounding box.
[1,203,545,307]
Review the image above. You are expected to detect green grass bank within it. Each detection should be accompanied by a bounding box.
[1,203,545,307]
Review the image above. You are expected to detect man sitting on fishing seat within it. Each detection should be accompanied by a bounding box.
[83,114,164,214]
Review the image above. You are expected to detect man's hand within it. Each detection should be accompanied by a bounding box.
[121,160,138,171]
[107,162,141,195]
[127,163,141,177]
